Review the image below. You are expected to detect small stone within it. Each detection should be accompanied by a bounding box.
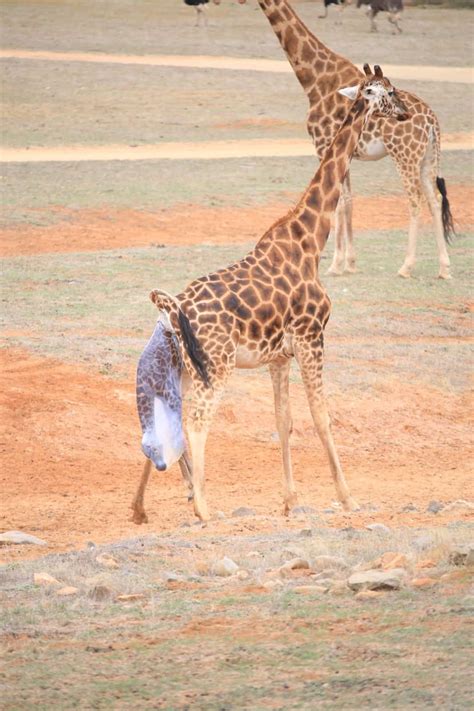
[427,500,444,514]
[292,506,317,515]
[212,556,239,577]
[312,555,348,572]
[34,572,61,587]
[381,552,409,570]
[246,551,261,558]
[442,499,474,513]
[95,554,119,569]
[347,569,407,592]
[411,577,437,588]
[416,558,436,569]
[400,503,418,513]
[162,572,182,582]
[0,531,48,546]
[298,529,313,538]
[366,523,391,534]
[448,546,474,567]
[293,585,328,594]
[232,507,256,518]
[56,586,79,597]
[323,508,335,514]
[354,590,384,601]
[88,585,113,601]
[237,570,250,580]
[215,511,226,520]
[116,593,145,602]
[279,558,310,576]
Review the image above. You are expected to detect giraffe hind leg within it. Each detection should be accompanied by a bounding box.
[269,360,298,516]
[130,458,152,525]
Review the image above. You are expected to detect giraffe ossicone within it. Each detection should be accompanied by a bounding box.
[131,69,409,524]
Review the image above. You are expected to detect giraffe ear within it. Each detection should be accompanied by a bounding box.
[338,85,359,101]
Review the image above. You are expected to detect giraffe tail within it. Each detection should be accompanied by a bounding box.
[436,177,455,245]
[150,289,210,387]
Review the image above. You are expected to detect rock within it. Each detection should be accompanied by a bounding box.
[263,580,284,591]
[448,546,474,567]
[95,554,119,569]
[347,568,407,592]
[329,582,348,596]
[410,577,437,588]
[116,593,145,602]
[56,586,79,597]
[279,558,310,576]
[400,503,418,513]
[442,500,474,513]
[231,507,256,518]
[212,556,239,577]
[366,523,391,534]
[323,508,335,514]
[427,500,444,514]
[88,585,113,601]
[293,585,328,594]
[298,529,313,538]
[0,531,48,546]
[312,555,348,572]
[292,506,317,515]
[355,590,384,601]
[34,572,61,587]
[215,511,226,520]
[162,572,182,583]
[381,552,409,570]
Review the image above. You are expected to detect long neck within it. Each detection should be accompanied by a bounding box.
[257,0,362,100]
[293,98,368,252]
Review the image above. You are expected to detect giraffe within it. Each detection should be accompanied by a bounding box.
[131,318,193,524]
[239,0,454,279]
[138,67,409,523]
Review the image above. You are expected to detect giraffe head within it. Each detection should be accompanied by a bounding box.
[338,64,410,121]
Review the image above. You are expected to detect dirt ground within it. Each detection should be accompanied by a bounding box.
[1,1,473,707]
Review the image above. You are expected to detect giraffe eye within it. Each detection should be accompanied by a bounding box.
[388,90,394,96]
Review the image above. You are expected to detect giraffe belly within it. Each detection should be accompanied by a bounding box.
[357,138,388,162]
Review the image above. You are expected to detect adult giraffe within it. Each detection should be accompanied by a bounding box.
[137,68,409,523]
[240,0,454,278]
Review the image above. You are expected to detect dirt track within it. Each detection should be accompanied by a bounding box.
[1,49,473,84]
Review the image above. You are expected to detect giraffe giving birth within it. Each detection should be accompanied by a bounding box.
[241,0,454,279]
[131,67,410,524]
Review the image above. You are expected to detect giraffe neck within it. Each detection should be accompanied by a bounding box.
[257,0,361,99]
[293,98,368,252]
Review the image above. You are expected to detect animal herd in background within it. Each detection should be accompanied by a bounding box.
[132,0,454,523]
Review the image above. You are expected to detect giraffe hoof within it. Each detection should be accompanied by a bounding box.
[438,271,452,280]
[130,511,148,525]
[343,499,360,513]
[326,267,344,277]
[344,266,357,274]
[397,267,412,279]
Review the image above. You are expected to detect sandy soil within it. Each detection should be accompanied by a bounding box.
[1,134,473,163]
[1,50,472,84]
[1,345,472,564]
[2,186,473,257]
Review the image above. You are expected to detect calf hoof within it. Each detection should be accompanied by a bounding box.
[397,266,412,279]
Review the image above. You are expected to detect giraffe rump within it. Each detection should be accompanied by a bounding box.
[436,177,455,245]
[150,289,210,388]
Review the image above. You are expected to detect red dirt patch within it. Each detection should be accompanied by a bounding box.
[1,186,473,257]
[1,348,472,563]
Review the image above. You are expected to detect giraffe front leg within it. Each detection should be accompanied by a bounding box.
[294,336,359,512]
[269,360,297,516]
[130,458,152,524]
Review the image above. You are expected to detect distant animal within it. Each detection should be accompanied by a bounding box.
[357,0,404,34]
[184,0,210,27]
[319,0,352,25]
[131,318,193,524]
